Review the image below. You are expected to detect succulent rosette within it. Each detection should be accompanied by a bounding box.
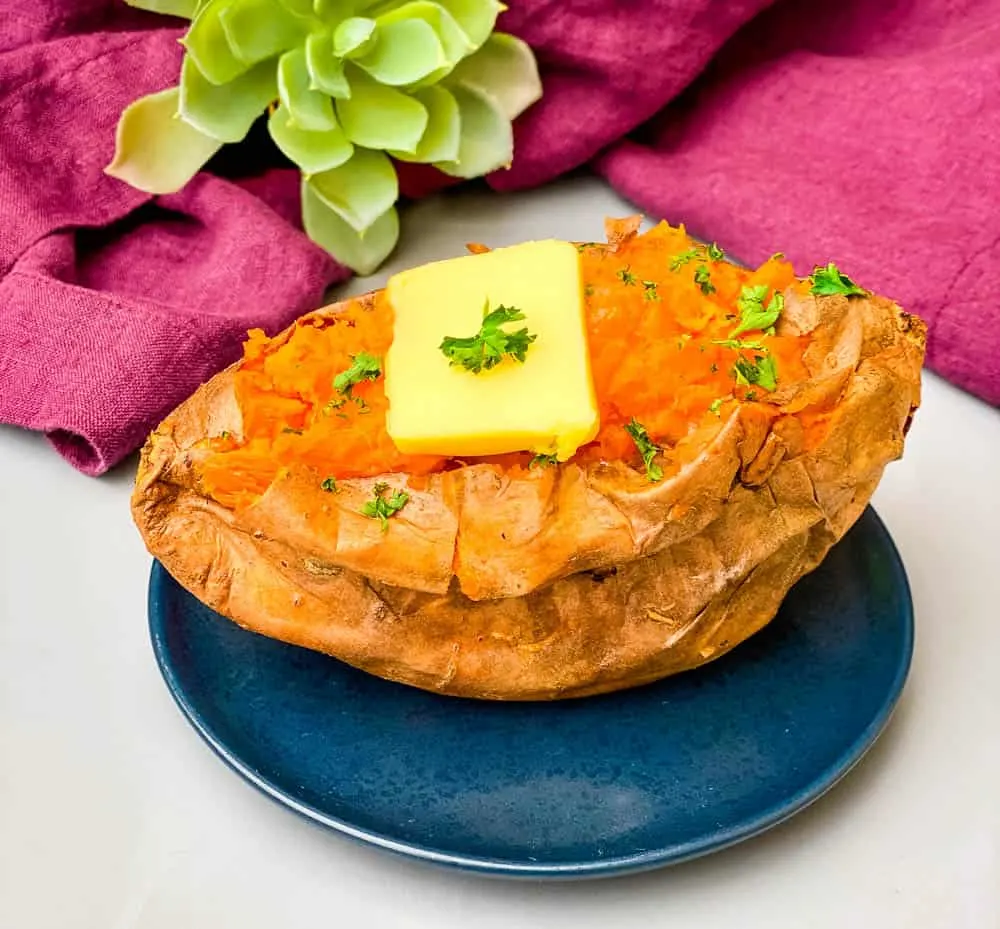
[106,0,542,272]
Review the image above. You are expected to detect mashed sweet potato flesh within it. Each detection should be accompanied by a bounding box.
[198,223,804,508]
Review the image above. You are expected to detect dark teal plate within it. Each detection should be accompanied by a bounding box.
[149,506,912,879]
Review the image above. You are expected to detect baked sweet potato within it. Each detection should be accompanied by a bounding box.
[132,219,925,700]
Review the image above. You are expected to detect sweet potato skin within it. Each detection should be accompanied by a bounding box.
[132,246,925,700]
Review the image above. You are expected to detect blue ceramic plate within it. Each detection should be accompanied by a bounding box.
[149,506,912,879]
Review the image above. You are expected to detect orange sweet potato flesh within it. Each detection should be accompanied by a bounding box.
[131,219,925,700]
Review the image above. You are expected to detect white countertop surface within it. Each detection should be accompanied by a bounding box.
[2,175,998,929]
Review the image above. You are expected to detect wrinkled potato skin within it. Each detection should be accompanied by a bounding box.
[132,229,925,700]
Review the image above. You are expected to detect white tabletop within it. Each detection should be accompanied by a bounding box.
[2,175,998,929]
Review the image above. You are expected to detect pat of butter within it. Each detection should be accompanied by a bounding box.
[384,240,599,460]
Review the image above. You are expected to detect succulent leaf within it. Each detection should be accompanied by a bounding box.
[276,0,316,14]
[219,0,307,64]
[336,68,428,152]
[268,105,354,174]
[375,1,473,87]
[433,0,501,48]
[278,47,339,130]
[305,31,351,97]
[181,0,252,85]
[434,82,510,178]
[106,87,223,193]
[355,17,446,86]
[308,147,398,233]
[313,0,355,19]
[333,17,377,58]
[447,32,541,120]
[388,85,459,162]
[302,178,400,274]
[179,55,277,142]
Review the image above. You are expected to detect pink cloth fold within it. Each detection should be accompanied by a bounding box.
[1,0,997,475]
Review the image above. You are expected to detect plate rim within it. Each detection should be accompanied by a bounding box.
[148,506,914,880]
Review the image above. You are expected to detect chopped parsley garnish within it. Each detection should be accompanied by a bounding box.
[809,262,868,297]
[333,352,382,396]
[583,284,595,297]
[281,426,303,434]
[712,337,766,351]
[669,248,700,271]
[529,453,558,468]
[625,418,663,482]
[642,280,659,301]
[734,354,778,392]
[361,482,409,531]
[575,242,598,252]
[730,286,783,337]
[617,266,637,285]
[709,398,724,416]
[694,264,715,295]
[320,476,338,493]
[439,301,536,374]
[670,242,725,271]
[220,430,231,439]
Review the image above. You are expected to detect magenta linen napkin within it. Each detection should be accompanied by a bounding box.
[0,8,342,474]
[1,1,997,477]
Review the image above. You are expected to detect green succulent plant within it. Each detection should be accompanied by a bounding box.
[106,0,542,273]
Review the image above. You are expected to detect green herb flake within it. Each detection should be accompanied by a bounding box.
[733,354,778,392]
[219,430,231,439]
[617,266,637,286]
[641,280,660,302]
[583,284,595,297]
[712,337,766,352]
[669,247,701,271]
[360,481,409,531]
[707,242,725,262]
[709,398,724,416]
[439,301,537,374]
[624,418,664,482]
[333,352,382,396]
[809,262,868,297]
[529,453,558,468]
[281,426,303,435]
[694,264,716,295]
[730,286,783,337]
[321,476,338,493]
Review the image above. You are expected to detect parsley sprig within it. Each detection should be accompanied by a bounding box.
[439,301,537,374]
[361,482,409,531]
[712,284,784,392]
[731,286,783,337]
[669,241,725,271]
[809,262,868,297]
[625,418,663,482]
[734,354,778,392]
[333,352,382,396]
